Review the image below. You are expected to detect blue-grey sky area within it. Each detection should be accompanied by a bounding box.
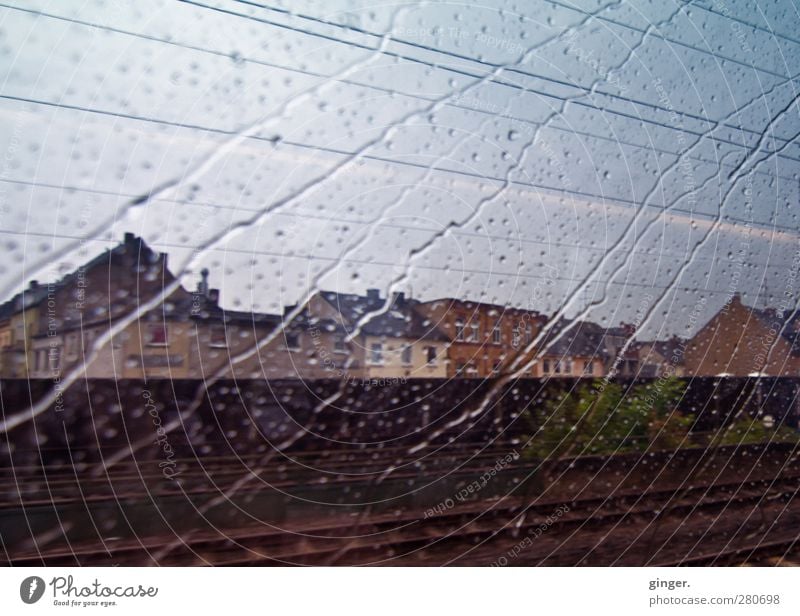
[1,0,799,339]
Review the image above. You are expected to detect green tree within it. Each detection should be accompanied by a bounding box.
[522,378,693,459]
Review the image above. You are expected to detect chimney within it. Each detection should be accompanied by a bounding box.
[366,288,380,301]
[198,268,210,297]
[392,291,406,305]
[29,280,39,291]
[208,289,220,305]
[124,232,135,244]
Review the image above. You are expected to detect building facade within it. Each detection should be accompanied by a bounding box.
[684,294,800,377]
[415,298,545,378]
[532,319,607,378]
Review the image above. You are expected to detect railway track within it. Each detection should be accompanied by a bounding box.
[5,469,798,566]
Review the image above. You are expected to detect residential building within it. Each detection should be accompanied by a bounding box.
[414,298,545,378]
[294,289,450,379]
[0,234,282,380]
[533,319,607,378]
[255,305,356,380]
[597,322,639,377]
[635,337,686,377]
[684,294,800,376]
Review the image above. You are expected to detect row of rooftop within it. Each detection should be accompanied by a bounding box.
[1,233,799,381]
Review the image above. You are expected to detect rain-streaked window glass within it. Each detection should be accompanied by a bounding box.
[1,0,800,580]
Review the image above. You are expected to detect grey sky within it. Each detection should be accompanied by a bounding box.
[1,0,799,338]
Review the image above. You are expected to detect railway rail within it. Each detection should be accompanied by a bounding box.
[4,463,798,566]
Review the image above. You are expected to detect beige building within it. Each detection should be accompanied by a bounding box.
[532,319,607,378]
[292,289,449,380]
[2,234,282,381]
[0,297,41,377]
[359,296,449,379]
[635,338,687,377]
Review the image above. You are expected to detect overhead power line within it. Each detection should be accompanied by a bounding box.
[1,93,797,238]
[5,2,800,168]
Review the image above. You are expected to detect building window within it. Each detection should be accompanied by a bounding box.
[554,360,562,374]
[48,346,61,372]
[34,349,45,373]
[209,325,227,348]
[583,360,594,375]
[466,362,479,377]
[333,334,347,353]
[401,345,412,365]
[65,332,79,357]
[146,323,168,346]
[543,359,550,374]
[370,342,383,364]
[285,332,301,351]
[564,359,573,374]
[456,362,466,375]
[469,321,479,342]
[455,318,465,341]
[492,361,502,376]
[492,322,501,344]
[425,346,437,364]
[526,324,533,344]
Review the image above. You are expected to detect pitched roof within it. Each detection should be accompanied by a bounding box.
[318,290,385,325]
[318,290,449,341]
[539,318,609,359]
[635,337,686,364]
[0,233,171,317]
[9,233,282,332]
[748,306,800,356]
[360,304,449,341]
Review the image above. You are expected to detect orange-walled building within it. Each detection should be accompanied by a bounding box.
[415,298,546,377]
